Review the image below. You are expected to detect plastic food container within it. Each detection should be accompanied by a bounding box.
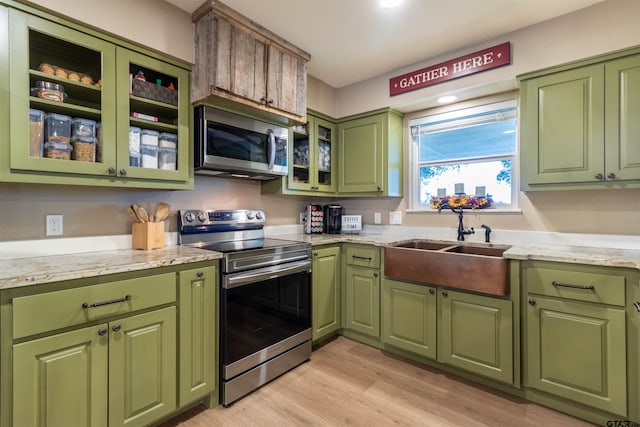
[70,135,96,162]
[158,146,177,170]
[141,129,159,146]
[95,123,103,163]
[129,126,141,154]
[29,109,45,157]
[129,152,141,167]
[45,113,71,144]
[158,132,177,148]
[43,142,72,160]
[71,118,96,137]
[31,81,66,102]
[141,143,158,169]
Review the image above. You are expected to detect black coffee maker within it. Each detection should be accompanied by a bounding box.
[323,204,342,234]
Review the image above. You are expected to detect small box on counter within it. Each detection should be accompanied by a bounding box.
[132,221,164,250]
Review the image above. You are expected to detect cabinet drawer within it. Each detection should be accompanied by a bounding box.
[13,272,176,339]
[526,267,625,306]
[345,245,380,268]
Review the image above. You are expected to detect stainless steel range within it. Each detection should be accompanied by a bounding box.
[178,209,312,406]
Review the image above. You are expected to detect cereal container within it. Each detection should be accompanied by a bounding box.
[71,118,96,137]
[45,113,71,144]
[158,146,177,170]
[70,135,96,162]
[44,142,73,160]
[129,126,141,166]
[141,143,158,168]
[29,109,45,157]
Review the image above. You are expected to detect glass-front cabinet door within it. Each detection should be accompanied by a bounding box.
[8,10,117,176]
[288,113,336,193]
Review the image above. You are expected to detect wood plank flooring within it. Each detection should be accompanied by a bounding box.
[160,337,596,427]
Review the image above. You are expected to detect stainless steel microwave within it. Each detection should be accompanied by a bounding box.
[194,106,288,180]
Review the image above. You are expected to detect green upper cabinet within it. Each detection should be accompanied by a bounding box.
[312,245,341,342]
[337,108,403,196]
[3,7,192,189]
[262,111,337,195]
[519,50,640,190]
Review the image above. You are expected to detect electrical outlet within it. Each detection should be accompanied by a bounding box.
[374,212,382,224]
[46,214,63,236]
[390,211,402,225]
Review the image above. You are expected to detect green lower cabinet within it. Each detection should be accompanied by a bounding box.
[439,289,513,384]
[13,323,109,427]
[382,279,436,359]
[526,295,627,417]
[312,245,341,342]
[108,307,177,427]
[344,265,380,338]
[178,267,217,407]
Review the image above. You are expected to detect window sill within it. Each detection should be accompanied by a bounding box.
[406,208,523,214]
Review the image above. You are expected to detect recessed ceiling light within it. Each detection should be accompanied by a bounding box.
[380,0,402,8]
[437,95,458,104]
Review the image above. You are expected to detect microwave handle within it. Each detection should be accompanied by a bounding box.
[267,129,276,171]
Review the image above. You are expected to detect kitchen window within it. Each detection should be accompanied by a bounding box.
[409,99,518,211]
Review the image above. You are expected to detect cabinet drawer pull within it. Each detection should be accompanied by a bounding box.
[112,324,121,332]
[352,255,372,261]
[551,281,595,291]
[442,290,448,297]
[97,327,108,336]
[373,272,378,278]
[528,299,536,306]
[82,294,131,309]
[633,301,640,312]
[429,289,435,295]
[595,173,604,180]
[197,271,204,278]
[607,172,616,179]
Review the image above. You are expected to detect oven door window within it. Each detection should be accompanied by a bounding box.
[221,270,311,366]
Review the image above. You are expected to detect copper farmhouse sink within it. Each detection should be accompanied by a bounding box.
[384,241,511,296]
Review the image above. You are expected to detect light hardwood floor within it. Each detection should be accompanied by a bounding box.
[160,336,595,427]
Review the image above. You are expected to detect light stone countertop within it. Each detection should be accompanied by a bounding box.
[0,245,221,290]
[274,232,640,271]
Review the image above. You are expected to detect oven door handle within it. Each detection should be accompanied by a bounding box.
[223,259,311,289]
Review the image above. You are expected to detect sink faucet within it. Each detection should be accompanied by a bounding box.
[480,224,492,243]
[438,204,474,241]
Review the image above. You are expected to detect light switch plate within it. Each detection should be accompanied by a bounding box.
[374,212,382,224]
[390,211,402,225]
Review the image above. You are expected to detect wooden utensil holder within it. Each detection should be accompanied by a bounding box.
[132,221,164,250]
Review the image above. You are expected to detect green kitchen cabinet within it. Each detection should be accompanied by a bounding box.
[178,266,217,407]
[382,279,437,359]
[262,111,337,196]
[627,271,640,424]
[3,5,192,189]
[344,245,381,338]
[312,245,341,342]
[519,49,640,190]
[523,261,629,418]
[439,289,513,384]
[337,108,403,196]
[13,323,109,427]
[108,307,177,427]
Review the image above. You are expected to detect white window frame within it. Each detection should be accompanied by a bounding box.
[407,96,520,212]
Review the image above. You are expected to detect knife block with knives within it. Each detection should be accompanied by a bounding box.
[128,202,170,250]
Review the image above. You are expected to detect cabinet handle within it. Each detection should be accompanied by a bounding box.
[595,173,604,180]
[120,168,127,176]
[607,172,616,179]
[82,294,131,309]
[442,290,448,297]
[633,301,640,312]
[97,327,108,336]
[551,281,595,291]
[377,186,382,192]
[311,186,319,190]
[112,324,121,332]
[528,299,536,306]
[267,99,274,105]
[197,271,204,278]
[352,255,372,261]
[429,289,435,295]
[108,166,116,175]
[313,252,318,257]
[373,272,378,278]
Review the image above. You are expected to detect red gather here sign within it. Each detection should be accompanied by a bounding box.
[389,42,511,96]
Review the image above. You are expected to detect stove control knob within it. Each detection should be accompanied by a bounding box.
[184,212,195,223]
[255,211,263,220]
[246,212,255,220]
[197,212,207,222]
